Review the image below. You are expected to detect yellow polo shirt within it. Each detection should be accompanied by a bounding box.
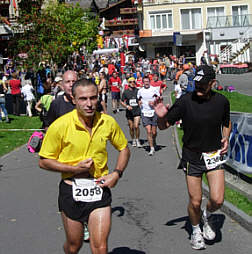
[39,109,128,179]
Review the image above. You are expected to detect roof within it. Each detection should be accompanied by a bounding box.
[66,0,108,10]
[100,0,127,13]
[95,0,108,9]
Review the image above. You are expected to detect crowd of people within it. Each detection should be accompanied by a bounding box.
[0,53,197,125]
[0,52,231,253]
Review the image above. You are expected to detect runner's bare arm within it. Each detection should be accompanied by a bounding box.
[96,146,130,188]
[220,120,232,154]
[39,157,93,176]
[120,100,132,110]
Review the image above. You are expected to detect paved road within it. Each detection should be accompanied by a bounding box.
[0,89,251,254]
[216,72,252,96]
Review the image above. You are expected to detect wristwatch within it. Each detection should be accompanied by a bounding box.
[113,169,123,178]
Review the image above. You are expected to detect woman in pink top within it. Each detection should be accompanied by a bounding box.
[6,72,22,116]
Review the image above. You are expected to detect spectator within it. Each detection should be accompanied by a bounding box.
[0,75,9,123]
[159,62,167,81]
[178,64,190,95]
[21,79,35,117]
[6,72,22,116]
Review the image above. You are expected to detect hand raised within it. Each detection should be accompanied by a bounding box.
[151,96,169,118]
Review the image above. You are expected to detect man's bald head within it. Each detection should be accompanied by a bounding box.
[62,71,78,96]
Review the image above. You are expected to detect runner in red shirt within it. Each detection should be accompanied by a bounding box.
[108,71,122,113]
[150,73,166,95]
[108,62,116,77]
[134,71,143,89]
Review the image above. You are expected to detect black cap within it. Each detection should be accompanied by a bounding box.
[193,65,216,84]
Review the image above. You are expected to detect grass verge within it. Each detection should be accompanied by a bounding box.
[171,91,252,216]
[0,115,42,157]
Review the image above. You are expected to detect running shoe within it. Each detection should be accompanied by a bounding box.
[190,231,206,250]
[148,147,155,156]
[132,139,137,147]
[136,140,142,148]
[201,211,216,240]
[83,223,90,242]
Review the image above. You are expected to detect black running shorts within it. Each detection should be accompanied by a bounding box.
[179,160,223,177]
[178,147,223,177]
[58,180,112,223]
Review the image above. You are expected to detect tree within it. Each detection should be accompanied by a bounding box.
[9,0,99,70]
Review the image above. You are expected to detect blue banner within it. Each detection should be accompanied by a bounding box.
[227,112,252,174]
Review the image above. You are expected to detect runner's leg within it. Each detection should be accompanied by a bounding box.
[88,206,111,254]
[186,175,202,226]
[127,119,134,140]
[61,212,84,254]
[134,116,141,140]
[145,125,153,148]
[206,169,225,212]
[151,125,157,147]
[112,99,116,111]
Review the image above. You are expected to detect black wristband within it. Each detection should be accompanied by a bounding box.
[113,169,123,178]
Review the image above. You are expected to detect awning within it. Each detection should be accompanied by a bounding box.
[93,48,119,55]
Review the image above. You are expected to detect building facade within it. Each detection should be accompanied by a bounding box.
[137,0,252,65]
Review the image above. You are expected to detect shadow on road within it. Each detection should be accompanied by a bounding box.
[165,213,226,244]
[142,145,166,152]
[109,247,145,254]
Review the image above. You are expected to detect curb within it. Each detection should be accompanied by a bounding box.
[172,126,252,232]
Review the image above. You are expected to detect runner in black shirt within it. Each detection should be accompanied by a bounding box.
[121,77,142,148]
[153,65,231,250]
[44,70,77,128]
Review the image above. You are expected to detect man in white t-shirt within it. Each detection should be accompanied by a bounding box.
[21,81,35,117]
[137,76,160,155]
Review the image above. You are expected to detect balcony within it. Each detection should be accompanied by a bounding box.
[112,29,135,37]
[207,14,252,29]
[139,29,152,37]
[120,7,137,15]
[140,0,209,5]
[105,18,138,27]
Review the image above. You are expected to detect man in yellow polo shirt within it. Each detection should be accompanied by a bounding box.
[39,78,130,254]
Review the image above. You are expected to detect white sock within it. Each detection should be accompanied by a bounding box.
[192,224,201,234]
[150,146,155,151]
[203,207,212,219]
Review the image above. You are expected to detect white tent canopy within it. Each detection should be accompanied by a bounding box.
[93,48,119,55]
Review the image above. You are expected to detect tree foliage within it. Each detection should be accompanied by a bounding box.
[9,0,99,70]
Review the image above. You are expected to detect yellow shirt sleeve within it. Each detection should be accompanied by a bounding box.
[39,121,62,160]
[108,117,128,151]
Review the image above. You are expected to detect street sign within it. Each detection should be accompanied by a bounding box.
[173,32,182,46]
[176,34,182,46]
